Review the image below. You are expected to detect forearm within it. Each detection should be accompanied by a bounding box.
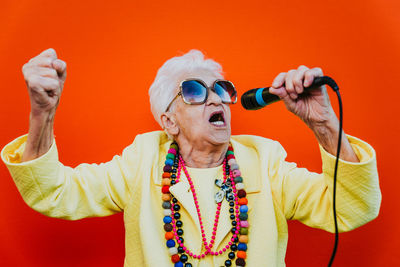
[22,112,55,162]
[309,114,359,163]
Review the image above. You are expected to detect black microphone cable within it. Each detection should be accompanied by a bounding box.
[325,76,342,267]
[241,76,343,266]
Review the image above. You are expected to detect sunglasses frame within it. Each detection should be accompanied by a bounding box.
[165,78,237,112]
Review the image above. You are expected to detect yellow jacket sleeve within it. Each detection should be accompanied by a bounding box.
[1,134,138,220]
[268,135,381,233]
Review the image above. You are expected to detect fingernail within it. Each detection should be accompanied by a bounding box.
[290,93,297,99]
[272,81,278,87]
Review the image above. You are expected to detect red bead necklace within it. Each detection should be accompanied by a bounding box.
[161,143,249,266]
[171,156,240,258]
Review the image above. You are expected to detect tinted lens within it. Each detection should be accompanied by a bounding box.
[181,80,207,104]
[214,81,237,103]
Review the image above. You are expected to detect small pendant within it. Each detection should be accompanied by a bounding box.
[226,192,234,201]
[215,179,223,188]
[215,190,225,203]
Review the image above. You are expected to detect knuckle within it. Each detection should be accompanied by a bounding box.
[22,63,29,73]
[44,78,59,89]
[49,68,58,76]
[313,67,323,74]
[286,82,294,91]
[44,48,57,57]
[274,72,285,81]
[293,78,303,87]
[298,65,308,70]
[45,58,52,66]
[304,69,313,77]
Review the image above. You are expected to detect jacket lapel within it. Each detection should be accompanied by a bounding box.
[169,180,201,232]
[212,138,261,249]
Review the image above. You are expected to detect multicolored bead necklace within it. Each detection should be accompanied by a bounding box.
[161,142,249,267]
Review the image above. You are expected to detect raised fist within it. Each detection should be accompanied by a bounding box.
[22,48,67,117]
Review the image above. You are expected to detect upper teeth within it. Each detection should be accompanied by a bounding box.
[211,121,224,126]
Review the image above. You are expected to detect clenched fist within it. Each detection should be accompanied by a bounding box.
[22,48,66,117]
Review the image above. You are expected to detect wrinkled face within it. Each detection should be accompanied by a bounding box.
[169,70,232,146]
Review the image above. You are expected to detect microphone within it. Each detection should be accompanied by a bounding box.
[241,76,336,110]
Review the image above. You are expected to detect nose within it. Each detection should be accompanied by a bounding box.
[206,89,222,106]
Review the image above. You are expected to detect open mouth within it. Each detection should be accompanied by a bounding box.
[209,111,226,127]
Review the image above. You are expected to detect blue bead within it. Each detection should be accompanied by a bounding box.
[165,159,174,166]
[163,216,172,224]
[238,243,247,251]
[166,239,176,248]
[174,262,183,267]
[240,205,248,213]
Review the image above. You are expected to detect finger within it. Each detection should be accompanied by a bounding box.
[28,56,53,67]
[37,76,60,91]
[27,75,60,92]
[272,72,286,88]
[304,67,323,87]
[27,66,58,79]
[52,59,67,81]
[285,69,298,100]
[39,48,57,59]
[293,65,309,94]
[269,86,296,112]
[269,86,289,99]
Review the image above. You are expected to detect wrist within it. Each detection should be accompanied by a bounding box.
[30,109,55,124]
[309,114,341,154]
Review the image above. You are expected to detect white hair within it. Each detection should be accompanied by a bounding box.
[149,49,224,128]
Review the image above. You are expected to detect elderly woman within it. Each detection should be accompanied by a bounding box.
[2,48,381,267]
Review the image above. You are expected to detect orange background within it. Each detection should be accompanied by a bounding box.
[0,0,399,266]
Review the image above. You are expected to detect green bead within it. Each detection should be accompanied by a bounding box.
[234,176,243,183]
[226,151,234,156]
[170,143,178,150]
[239,212,248,220]
[240,227,248,235]
[166,153,175,160]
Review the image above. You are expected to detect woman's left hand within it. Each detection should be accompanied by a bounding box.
[269,65,336,128]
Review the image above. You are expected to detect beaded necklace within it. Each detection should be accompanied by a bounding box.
[161,142,249,267]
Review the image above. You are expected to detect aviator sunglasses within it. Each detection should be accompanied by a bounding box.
[165,79,237,112]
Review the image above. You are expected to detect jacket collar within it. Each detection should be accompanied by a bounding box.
[155,136,261,193]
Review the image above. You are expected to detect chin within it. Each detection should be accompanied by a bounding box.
[209,131,231,146]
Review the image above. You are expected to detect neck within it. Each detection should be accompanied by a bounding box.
[175,139,229,168]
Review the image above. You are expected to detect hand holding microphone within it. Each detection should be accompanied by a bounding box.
[242,65,338,129]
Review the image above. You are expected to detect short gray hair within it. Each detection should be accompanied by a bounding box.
[149,49,224,128]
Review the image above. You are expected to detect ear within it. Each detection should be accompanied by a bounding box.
[161,112,179,137]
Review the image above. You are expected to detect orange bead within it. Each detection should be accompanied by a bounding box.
[238,197,248,205]
[162,194,171,201]
[162,178,171,186]
[162,172,171,178]
[165,232,174,240]
[237,251,247,259]
[239,235,248,243]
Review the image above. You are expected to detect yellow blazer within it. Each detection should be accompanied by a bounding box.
[1,131,381,266]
